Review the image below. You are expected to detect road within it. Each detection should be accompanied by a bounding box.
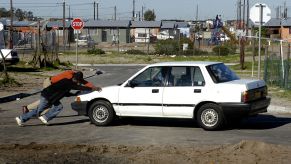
[1,65,291,146]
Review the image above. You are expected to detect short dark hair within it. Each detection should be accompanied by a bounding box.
[73,71,83,81]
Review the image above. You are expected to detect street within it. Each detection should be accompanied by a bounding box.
[1,65,291,146]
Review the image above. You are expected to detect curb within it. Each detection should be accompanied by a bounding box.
[0,89,41,104]
[267,105,291,114]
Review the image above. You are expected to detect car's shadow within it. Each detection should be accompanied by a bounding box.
[235,114,291,130]
[115,114,291,130]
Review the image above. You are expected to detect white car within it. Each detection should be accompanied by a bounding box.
[71,62,270,130]
[0,49,19,65]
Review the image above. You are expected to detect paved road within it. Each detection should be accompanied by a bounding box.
[1,66,291,146]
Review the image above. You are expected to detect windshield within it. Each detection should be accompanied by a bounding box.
[206,63,239,83]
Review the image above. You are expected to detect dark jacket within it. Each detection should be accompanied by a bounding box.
[41,78,92,104]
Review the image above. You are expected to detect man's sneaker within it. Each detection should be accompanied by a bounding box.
[15,117,24,127]
[38,116,49,125]
[22,106,29,114]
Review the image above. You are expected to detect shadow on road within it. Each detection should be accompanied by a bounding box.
[49,118,90,126]
[117,117,198,128]
[236,114,291,130]
[115,114,291,130]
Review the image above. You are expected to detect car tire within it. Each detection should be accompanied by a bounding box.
[197,103,224,130]
[88,100,115,126]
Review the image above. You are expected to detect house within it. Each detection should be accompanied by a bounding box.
[131,21,161,43]
[264,18,291,42]
[176,22,190,38]
[84,20,131,43]
[158,21,178,40]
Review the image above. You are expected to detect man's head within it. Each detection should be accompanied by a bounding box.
[72,71,84,83]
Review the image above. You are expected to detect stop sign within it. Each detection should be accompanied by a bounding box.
[71,18,84,30]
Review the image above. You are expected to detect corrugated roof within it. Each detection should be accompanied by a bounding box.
[85,20,131,28]
[264,18,291,27]
[46,21,71,28]
[176,22,189,28]
[161,21,177,29]
[131,21,161,28]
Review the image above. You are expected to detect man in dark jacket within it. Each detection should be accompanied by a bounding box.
[15,72,101,126]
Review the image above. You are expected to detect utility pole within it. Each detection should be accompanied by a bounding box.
[239,0,241,29]
[9,0,13,49]
[63,0,66,52]
[132,0,135,21]
[142,6,144,21]
[246,0,249,37]
[196,4,198,21]
[138,11,141,21]
[114,6,116,20]
[94,1,96,20]
[97,2,99,20]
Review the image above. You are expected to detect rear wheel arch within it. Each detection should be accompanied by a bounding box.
[193,101,218,120]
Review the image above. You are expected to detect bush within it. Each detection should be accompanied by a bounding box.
[155,39,179,55]
[212,45,230,56]
[223,42,237,54]
[87,48,105,55]
[125,49,145,55]
[182,48,209,56]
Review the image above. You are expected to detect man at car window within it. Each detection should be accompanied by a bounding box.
[22,70,101,114]
[15,72,101,126]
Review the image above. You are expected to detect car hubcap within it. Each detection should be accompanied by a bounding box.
[201,108,218,127]
[93,106,108,123]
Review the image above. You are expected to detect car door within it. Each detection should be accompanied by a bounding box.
[162,66,206,118]
[118,66,167,117]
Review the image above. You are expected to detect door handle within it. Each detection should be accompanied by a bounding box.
[194,89,201,93]
[152,89,159,93]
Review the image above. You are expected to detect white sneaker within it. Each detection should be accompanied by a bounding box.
[38,116,49,125]
[15,117,24,127]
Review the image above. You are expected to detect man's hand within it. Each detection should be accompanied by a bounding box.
[93,86,102,92]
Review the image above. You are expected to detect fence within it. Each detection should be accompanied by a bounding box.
[264,43,291,90]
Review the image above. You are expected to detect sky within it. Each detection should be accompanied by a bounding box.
[1,0,291,21]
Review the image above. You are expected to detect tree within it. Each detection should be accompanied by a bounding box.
[144,9,156,21]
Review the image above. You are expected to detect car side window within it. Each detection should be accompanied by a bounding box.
[173,67,192,86]
[130,67,164,87]
[193,67,205,86]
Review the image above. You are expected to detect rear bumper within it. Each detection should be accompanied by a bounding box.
[220,97,271,117]
[71,101,89,115]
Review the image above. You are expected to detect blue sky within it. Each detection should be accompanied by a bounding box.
[1,0,291,21]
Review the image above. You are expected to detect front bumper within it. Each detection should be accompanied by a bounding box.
[220,97,271,117]
[71,101,89,115]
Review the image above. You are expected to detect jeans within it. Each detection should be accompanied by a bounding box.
[20,96,63,123]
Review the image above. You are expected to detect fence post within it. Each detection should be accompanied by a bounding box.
[264,45,268,82]
[285,43,290,89]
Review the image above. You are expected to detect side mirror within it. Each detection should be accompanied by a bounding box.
[127,80,138,88]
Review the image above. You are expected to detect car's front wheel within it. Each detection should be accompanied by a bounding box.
[197,103,224,130]
[88,100,115,126]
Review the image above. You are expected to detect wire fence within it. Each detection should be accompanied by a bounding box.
[264,43,291,90]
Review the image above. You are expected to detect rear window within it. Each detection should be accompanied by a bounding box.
[206,63,239,83]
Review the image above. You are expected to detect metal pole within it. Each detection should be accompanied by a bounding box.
[76,32,78,69]
[94,1,96,20]
[9,0,13,49]
[63,0,66,52]
[97,3,99,20]
[258,4,263,79]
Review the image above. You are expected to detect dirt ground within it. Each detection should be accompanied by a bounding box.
[1,67,291,163]
[0,140,291,164]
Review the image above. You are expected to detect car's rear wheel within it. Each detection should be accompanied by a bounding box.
[88,100,115,126]
[197,103,224,130]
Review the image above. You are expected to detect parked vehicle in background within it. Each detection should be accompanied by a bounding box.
[75,35,95,48]
[71,61,271,130]
[0,49,19,65]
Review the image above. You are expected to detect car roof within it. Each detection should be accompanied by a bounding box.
[148,61,222,67]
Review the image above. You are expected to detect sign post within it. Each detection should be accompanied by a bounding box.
[250,3,271,79]
[71,18,84,69]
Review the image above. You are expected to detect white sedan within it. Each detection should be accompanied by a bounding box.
[71,62,270,130]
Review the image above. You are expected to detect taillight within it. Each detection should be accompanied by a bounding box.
[242,91,249,103]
